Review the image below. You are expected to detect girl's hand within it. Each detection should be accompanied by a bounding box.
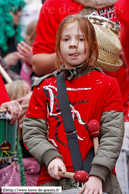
[4,52,20,66]
[48,158,66,180]
[78,176,103,194]
[15,92,31,124]
[17,41,33,66]
[0,101,22,124]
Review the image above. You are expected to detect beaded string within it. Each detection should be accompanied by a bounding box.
[0,150,16,167]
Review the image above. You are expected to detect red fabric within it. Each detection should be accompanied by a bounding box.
[112,166,116,175]
[104,66,129,121]
[0,74,11,105]
[115,0,129,68]
[95,5,120,25]
[26,70,123,185]
[33,0,84,54]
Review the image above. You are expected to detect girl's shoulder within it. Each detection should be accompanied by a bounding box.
[91,68,119,91]
[94,67,118,83]
[32,70,59,88]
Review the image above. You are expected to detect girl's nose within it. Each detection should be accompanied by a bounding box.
[69,39,78,48]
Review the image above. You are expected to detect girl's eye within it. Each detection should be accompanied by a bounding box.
[63,38,69,41]
[79,38,84,41]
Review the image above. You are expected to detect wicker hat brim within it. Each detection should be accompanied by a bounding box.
[96,58,122,72]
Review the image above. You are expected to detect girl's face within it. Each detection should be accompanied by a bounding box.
[60,21,89,69]
[23,82,31,96]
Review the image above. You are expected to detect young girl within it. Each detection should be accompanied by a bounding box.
[23,15,124,194]
[5,80,31,101]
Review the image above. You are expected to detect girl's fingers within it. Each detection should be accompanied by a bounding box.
[88,190,94,194]
[78,186,85,194]
[48,158,66,180]
[10,102,22,124]
[99,190,103,194]
[16,52,24,59]
[10,114,16,124]
[49,165,60,179]
[17,44,28,55]
[53,166,60,179]
[20,41,32,50]
[94,191,98,194]
[60,163,66,174]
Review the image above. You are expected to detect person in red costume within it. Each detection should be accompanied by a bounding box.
[89,0,129,122]
[0,74,22,124]
[113,1,129,193]
[115,0,129,68]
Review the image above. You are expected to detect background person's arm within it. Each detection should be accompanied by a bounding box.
[32,0,58,76]
[32,53,56,76]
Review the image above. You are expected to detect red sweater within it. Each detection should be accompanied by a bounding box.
[26,70,123,185]
[0,74,10,105]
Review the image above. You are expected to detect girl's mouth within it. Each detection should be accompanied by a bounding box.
[69,53,79,57]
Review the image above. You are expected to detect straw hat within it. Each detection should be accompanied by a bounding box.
[93,24,122,72]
